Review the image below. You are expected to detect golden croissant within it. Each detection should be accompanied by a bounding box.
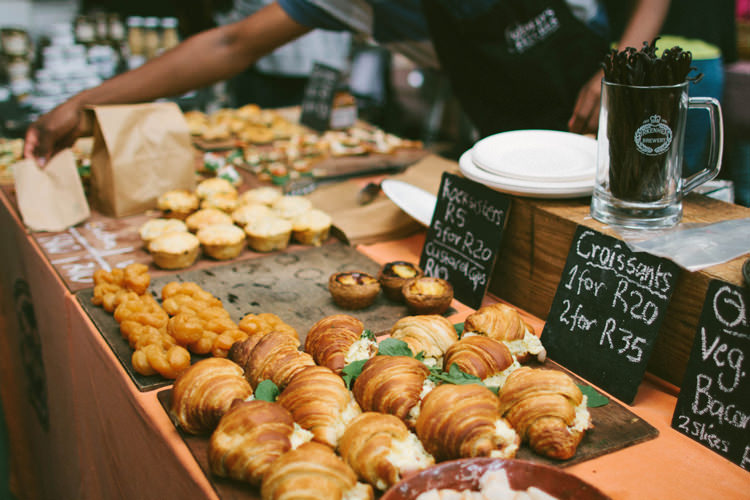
[260,442,373,500]
[304,314,368,374]
[415,383,520,462]
[498,367,592,460]
[244,331,315,390]
[209,400,302,485]
[389,315,458,368]
[463,303,546,363]
[352,355,431,429]
[170,358,253,434]
[339,412,434,491]
[443,336,518,388]
[277,365,361,448]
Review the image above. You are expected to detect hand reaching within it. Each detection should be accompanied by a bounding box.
[567,69,604,135]
[23,98,86,166]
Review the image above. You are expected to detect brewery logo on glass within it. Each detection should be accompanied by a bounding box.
[634,114,673,156]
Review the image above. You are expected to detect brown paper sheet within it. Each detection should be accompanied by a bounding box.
[90,102,196,217]
[14,149,90,231]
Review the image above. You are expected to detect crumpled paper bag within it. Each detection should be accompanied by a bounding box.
[14,149,90,231]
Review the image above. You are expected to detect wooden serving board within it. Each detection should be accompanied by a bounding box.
[75,242,432,391]
[156,358,658,500]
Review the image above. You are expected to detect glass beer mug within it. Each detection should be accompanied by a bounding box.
[590,79,723,228]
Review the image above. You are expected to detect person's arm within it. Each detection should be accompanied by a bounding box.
[24,2,311,164]
[567,0,670,134]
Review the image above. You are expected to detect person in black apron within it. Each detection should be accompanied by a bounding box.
[420,0,609,136]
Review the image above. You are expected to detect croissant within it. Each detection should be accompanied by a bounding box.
[443,336,518,388]
[170,358,253,434]
[304,314,372,374]
[415,383,520,462]
[498,367,592,460]
[352,355,431,429]
[261,442,373,500]
[277,365,361,448]
[209,400,305,485]
[244,331,315,390]
[463,303,546,363]
[339,412,434,491]
[389,315,458,368]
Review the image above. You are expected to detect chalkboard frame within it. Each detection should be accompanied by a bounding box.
[299,62,341,132]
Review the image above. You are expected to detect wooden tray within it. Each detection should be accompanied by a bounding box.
[75,241,430,391]
[156,359,658,500]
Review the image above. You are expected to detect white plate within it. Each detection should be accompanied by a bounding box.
[459,150,594,199]
[471,130,596,182]
[381,179,436,226]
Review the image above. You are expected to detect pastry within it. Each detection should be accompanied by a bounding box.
[185,208,234,233]
[195,177,238,200]
[157,189,200,219]
[239,186,283,207]
[498,367,592,460]
[390,315,458,368]
[244,331,315,390]
[328,271,381,310]
[291,208,332,246]
[91,263,151,312]
[277,365,362,448]
[200,192,239,213]
[378,261,423,301]
[244,215,293,252]
[138,218,188,248]
[416,383,520,462]
[196,223,246,260]
[260,442,373,500]
[304,314,371,374]
[443,335,519,388]
[352,355,431,429]
[169,358,253,435]
[402,276,453,315]
[148,231,201,270]
[271,195,312,220]
[463,303,546,363]
[339,412,434,491]
[231,203,273,228]
[208,400,312,485]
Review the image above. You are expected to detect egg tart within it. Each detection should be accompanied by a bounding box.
[328,271,381,310]
[378,261,424,302]
[402,276,453,315]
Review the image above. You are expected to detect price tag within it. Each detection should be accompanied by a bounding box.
[671,280,749,470]
[300,62,341,132]
[540,226,679,404]
[419,173,510,310]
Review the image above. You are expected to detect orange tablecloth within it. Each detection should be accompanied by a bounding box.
[0,192,747,500]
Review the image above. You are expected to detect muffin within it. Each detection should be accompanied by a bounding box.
[148,231,201,270]
[238,186,283,207]
[328,271,381,310]
[185,208,233,233]
[231,203,273,228]
[292,209,332,246]
[200,192,240,213]
[157,189,200,219]
[272,195,313,220]
[138,218,188,248]
[244,215,293,252]
[195,177,238,200]
[196,223,246,260]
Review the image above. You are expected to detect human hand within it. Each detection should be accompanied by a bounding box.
[23,98,86,167]
[567,69,604,135]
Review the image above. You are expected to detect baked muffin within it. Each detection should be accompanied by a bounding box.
[200,192,239,213]
[195,177,238,200]
[185,208,233,233]
[272,195,313,220]
[238,186,283,207]
[148,231,201,269]
[157,189,200,219]
[244,215,293,252]
[138,218,188,248]
[292,209,332,246]
[196,223,246,260]
[231,203,273,228]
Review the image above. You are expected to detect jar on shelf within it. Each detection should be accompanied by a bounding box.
[74,16,96,46]
[108,13,126,44]
[94,12,109,44]
[160,17,180,53]
[1,28,31,57]
[142,16,161,59]
[126,16,145,57]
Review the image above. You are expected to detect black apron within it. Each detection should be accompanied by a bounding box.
[421,0,608,135]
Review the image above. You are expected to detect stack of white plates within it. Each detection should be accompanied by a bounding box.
[458,130,597,198]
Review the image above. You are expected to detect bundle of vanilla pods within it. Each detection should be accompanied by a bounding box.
[602,38,702,86]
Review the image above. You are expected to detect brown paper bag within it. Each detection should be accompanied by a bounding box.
[90,102,196,217]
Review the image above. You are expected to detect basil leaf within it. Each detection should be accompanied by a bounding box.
[428,363,483,386]
[578,384,609,408]
[254,380,280,402]
[454,323,465,339]
[341,359,368,389]
[377,338,414,357]
[361,329,375,341]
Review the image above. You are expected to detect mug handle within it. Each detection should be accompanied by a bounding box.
[682,97,724,195]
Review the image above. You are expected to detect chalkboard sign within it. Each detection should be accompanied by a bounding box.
[300,62,341,132]
[671,280,750,471]
[419,173,510,310]
[540,226,680,404]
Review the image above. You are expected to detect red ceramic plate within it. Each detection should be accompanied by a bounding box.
[380,458,611,500]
